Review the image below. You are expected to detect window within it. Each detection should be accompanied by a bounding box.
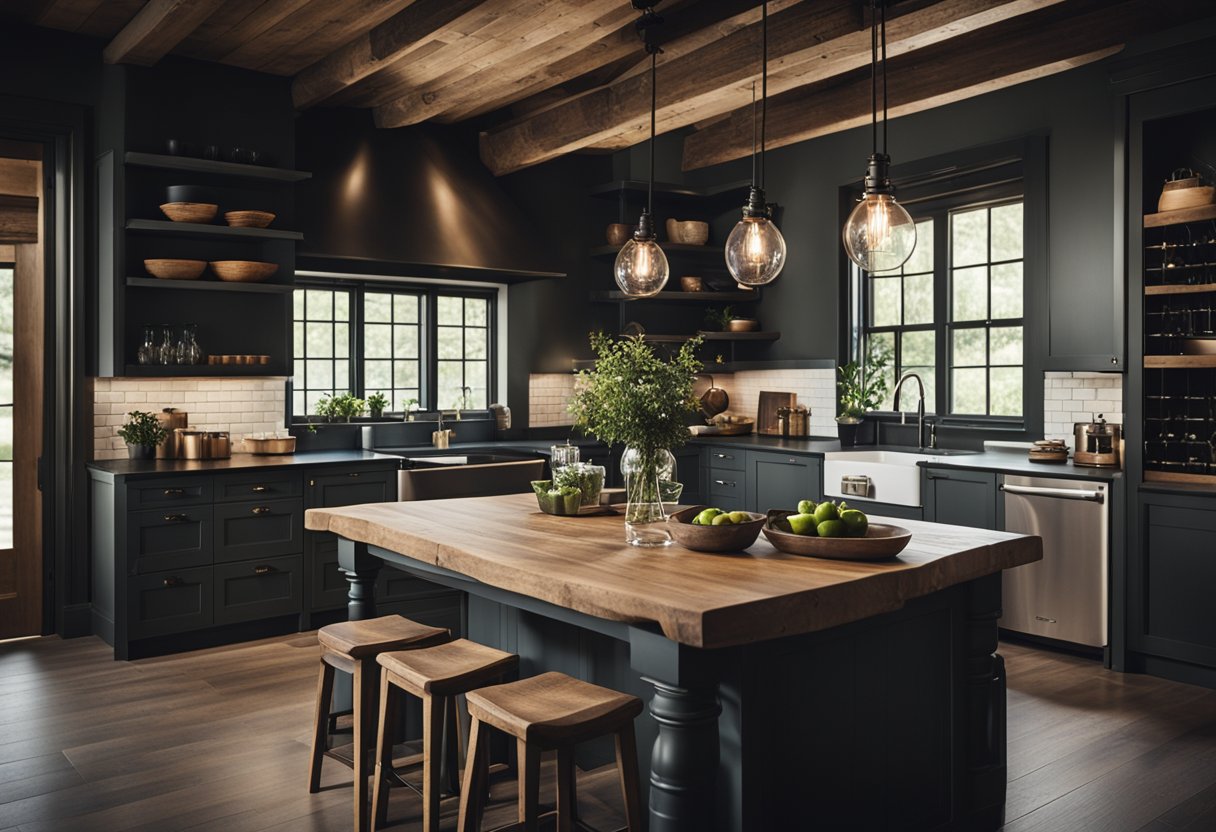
[861,193,1025,421]
[292,283,495,418]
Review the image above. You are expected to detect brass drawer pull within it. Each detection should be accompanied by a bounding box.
[347,473,360,478]
[162,488,185,497]
[162,513,189,523]
[250,485,268,493]
[253,565,274,576]
[251,506,272,515]
[715,453,733,460]
[714,480,736,487]
[162,576,181,588]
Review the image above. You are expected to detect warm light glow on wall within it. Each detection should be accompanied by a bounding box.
[342,143,369,203]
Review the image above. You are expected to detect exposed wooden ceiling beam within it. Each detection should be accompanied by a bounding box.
[479,0,1066,176]
[290,0,487,110]
[683,0,1210,171]
[102,0,227,66]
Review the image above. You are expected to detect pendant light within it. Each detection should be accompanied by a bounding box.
[615,2,669,297]
[725,0,786,286]
[842,0,916,273]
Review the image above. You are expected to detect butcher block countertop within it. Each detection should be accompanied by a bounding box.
[305,493,1041,650]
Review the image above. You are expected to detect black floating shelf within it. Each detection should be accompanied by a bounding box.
[589,180,751,205]
[591,243,726,261]
[590,290,759,303]
[126,218,304,241]
[123,364,286,377]
[126,277,294,294]
[125,151,312,182]
[629,331,781,343]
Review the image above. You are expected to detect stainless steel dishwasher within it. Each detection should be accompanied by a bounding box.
[999,474,1109,648]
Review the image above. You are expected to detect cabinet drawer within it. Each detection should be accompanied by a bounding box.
[306,467,397,509]
[213,498,304,564]
[214,471,301,503]
[309,533,349,611]
[127,477,212,510]
[127,566,213,639]
[706,448,745,471]
[709,470,746,500]
[214,554,303,626]
[127,506,213,574]
[378,564,450,603]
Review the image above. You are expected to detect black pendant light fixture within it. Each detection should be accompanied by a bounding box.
[614,1,669,298]
[842,0,916,273]
[724,0,786,286]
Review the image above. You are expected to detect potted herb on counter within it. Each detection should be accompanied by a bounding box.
[117,410,167,460]
[367,392,389,420]
[836,345,891,447]
[569,332,702,546]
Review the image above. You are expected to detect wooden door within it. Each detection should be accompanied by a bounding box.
[0,149,44,639]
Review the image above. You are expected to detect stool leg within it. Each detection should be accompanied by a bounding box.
[308,660,335,793]
[352,659,376,832]
[517,739,541,832]
[458,716,490,832]
[443,696,462,796]
[422,693,445,832]
[614,724,643,832]
[555,746,578,832]
[371,673,396,831]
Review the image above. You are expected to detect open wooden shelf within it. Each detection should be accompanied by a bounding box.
[631,331,780,343]
[590,243,728,261]
[122,364,285,377]
[1144,470,1216,485]
[1144,355,1216,368]
[1144,204,1216,228]
[591,290,758,303]
[125,151,311,182]
[1144,284,1216,296]
[127,218,304,241]
[126,277,294,294]
[589,180,751,205]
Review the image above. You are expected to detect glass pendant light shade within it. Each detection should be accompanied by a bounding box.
[614,220,669,297]
[842,191,916,273]
[725,214,786,286]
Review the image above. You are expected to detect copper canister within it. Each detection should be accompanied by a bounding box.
[157,408,188,458]
[206,431,231,459]
[177,429,206,460]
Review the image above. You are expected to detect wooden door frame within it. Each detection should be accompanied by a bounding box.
[0,95,90,638]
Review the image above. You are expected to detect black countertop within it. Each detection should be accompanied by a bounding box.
[86,450,401,480]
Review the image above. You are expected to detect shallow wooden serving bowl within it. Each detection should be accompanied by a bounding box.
[666,219,710,245]
[210,260,279,282]
[668,505,766,553]
[224,210,276,228]
[763,510,912,561]
[244,436,296,455]
[159,202,218,223]
[144,258,206,280]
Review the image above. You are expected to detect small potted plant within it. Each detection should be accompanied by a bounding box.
[367,392,389,420]
[836,344,891,447]
[329,392,366,422]
[404,397,419,421]
[705,306,734,332]
[117,410,167,460]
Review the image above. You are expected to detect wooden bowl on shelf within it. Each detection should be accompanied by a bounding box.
[144,258,207,280]
[666,219,709,245]
[209,260,279,283]
[224,210,276,228]
[159,202,218,223]
[680,276,704,292]
[726,318,760,332]
[606,223,632,246]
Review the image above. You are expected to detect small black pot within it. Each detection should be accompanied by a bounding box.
[166,184,218,204]
[836,420,862,448]
[126,443,157,460]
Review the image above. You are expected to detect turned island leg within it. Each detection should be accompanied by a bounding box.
[643,677,723,832]
[338,539,382,621]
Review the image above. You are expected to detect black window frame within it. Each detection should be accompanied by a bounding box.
[290,278,498,421]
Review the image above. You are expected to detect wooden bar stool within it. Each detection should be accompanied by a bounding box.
[308,615,449,832]
[371,639,520,832]
[458,671,644,832]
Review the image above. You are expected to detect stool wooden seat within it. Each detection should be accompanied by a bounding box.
[308,615,449,832]
[371,639,519,832]
[459,671,644,832]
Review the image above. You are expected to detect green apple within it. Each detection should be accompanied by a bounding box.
[817,519,847,538]
[787,513,819,536]
[711,513,735,526]
[796,499,816,515]
[840,509,869,537]
[812,501,839,524]
[727,511,752,524]
[694,508,723,526]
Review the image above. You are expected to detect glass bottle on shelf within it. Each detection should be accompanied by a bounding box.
[175,324,201,365]
[137,326,157,365]
[157,326,175,365]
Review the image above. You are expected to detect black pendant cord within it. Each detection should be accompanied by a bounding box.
[760,0,767,191]
[750,83,758,190]
[870,0,878,158]
[648,46,656,219]
[880,0,888,157]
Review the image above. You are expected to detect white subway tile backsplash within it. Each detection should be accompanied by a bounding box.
[1042,372,1122,449]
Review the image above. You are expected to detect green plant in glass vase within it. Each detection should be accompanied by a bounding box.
[836,342,892,447]
[569,332,702,546]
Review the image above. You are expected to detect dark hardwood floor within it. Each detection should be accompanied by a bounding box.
[0,634,1213,831]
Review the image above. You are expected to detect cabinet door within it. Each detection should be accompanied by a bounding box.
[922,469,997,530]
[127,566,213,639]
[674,447,703,506]
[308,533,349,612]
[214,554,304,626]
[1136,494,1216,668]
[747,452,821,514]
[127,506,213,574]
[306,466,397,509]
[708,468,747,511]
[213,498,304,564]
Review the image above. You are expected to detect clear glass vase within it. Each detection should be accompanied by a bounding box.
[620,447,676,547]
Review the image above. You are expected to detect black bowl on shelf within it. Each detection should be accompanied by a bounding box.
[167,184,218,205]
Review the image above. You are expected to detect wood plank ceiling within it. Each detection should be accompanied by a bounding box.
[6,0,1215,175]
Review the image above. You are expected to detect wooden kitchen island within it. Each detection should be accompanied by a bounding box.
[306,493,1041,832]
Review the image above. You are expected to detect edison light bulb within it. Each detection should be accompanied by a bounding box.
[615,235,669,297]
[843,192,916,273]
[725,216,786,286]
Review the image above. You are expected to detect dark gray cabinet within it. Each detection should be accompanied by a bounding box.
[127,506,213,574]
[213,498,304,563]
[922,468,998,530]
[674,446,703,506]
[215,553,304,626]
[746,451,822,513]
[127,566,213,640]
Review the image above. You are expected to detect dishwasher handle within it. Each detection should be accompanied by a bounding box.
[999,483,1105,504]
